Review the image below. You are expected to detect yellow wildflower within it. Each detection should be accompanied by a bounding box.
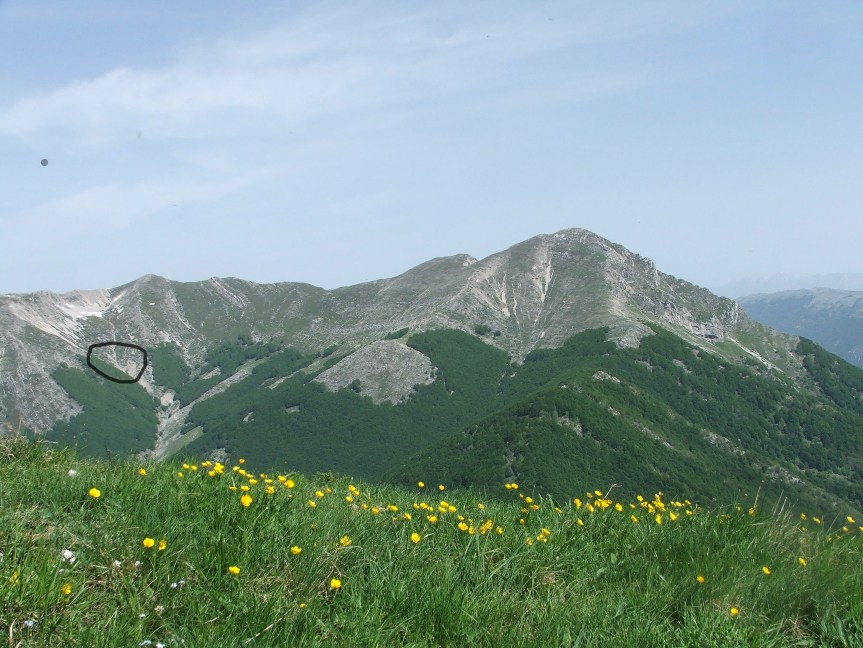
[339,535,352,547]
[762,566,771,576]
[798,556,807,567]
[228,565,240,575]
[427,515,438,524]
[142,537,155,549]
[730,607,740,617]
[330,578,342,590]
[418,481,425,488]
[240,494,253,507]
[308,500,317,508]
[88,487,101,499]
[285,479,295,489]
[438,484,445,491]
[61,582,72,596]
[696,575,705,584]
[411,532,421,544]
[291,546,302,555]
[137,468,147,476]
[158,539,167,551]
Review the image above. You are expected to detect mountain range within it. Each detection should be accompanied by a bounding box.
[739,288,863,368]
[1,228,861,515]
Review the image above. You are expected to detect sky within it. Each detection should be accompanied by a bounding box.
[2,1,862,298]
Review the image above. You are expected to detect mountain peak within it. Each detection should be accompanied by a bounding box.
[2,229,801,434]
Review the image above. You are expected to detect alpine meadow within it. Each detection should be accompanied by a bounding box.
[2,229,863,645]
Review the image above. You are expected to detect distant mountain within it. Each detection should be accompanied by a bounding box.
[738,288,863,368]
[2,228,861,515]
[712,273,863,299]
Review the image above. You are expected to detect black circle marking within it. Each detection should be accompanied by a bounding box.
[86,341,148,384]
[41,159,48,166]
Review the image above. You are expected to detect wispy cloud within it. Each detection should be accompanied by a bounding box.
[0,2,726,144]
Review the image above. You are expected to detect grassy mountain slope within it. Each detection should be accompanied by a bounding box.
[180,330,513,479]
[45,361,158,458]
[386,327,863,516]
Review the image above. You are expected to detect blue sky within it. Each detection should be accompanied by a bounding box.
[2,1,861,296]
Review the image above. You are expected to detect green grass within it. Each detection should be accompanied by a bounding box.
[1,436,861,647]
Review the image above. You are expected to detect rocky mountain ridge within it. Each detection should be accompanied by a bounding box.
[1,228,799,436]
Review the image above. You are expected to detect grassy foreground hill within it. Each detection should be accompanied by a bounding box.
[2,437,861,647]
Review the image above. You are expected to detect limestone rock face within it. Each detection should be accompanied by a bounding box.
[1,228,801,435]
[314,340,436,404]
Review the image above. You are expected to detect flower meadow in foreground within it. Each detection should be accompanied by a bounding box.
[2,445,862,646]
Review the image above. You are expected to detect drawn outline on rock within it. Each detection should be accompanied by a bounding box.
[86,342,148,384]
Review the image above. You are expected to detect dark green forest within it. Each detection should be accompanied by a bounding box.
[46,327,863,515]
[386,327,863,514]
[46,360,158,458]
[181,330,513,478]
